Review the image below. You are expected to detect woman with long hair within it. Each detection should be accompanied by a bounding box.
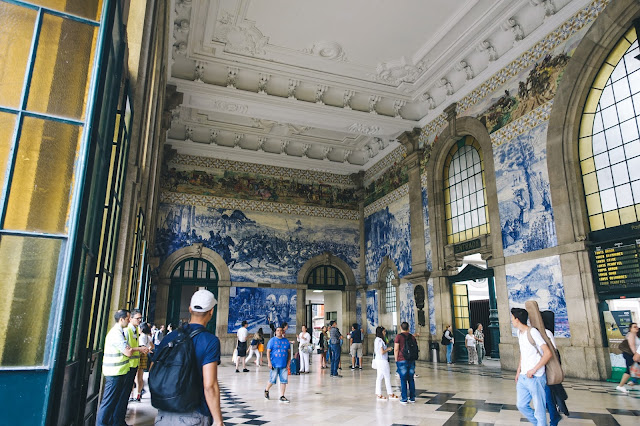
[374,326,398,400]
[256,328,265,366]
[617,322,640,393]
[246,329,261,366]
[319,325,328,368]
[297,325,312,373]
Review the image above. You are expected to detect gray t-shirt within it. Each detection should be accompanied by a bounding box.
[329,327,341,344]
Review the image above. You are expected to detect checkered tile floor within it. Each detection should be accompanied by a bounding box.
[220,385,269,425]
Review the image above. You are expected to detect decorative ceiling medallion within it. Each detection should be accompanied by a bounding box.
[302,41,348,61]
[371,57,428,85]
[348,123,381,135]
[213,12,269,56]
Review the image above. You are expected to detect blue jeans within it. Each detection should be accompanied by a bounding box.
[269,367,289,384]
[114,367,137,425]
[446,343,453,363]
[330,343,340,376]
[96,374,127,426]
[396,360,416,402]
[545,384,561,426]
[516,374,548,426]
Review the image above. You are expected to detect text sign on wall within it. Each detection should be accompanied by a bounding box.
[590,238,640,293]
[453,238,481,254]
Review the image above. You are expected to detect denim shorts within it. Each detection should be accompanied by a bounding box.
[269,366,288,384]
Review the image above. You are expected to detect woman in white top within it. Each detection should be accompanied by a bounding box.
[297,325,312,373]
[374,326,399,400]
[465,328,478,365]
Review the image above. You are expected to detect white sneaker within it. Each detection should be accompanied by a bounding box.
[616,386,628,393]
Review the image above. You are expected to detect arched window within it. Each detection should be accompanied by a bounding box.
[444,136,490,244]
[580,27,640,231]
[171,258,218,280]
[305,265,345,288]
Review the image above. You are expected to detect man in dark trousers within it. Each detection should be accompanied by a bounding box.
[349,323,364,369]
[394,321,417,404]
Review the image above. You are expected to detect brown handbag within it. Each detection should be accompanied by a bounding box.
[619,338,634,355]
[525,300,565,385]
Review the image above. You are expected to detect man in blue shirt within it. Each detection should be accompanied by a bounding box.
[153,290,224,426]
[349,323,364,370]
[264,326,291,403]
[329,320,343,377]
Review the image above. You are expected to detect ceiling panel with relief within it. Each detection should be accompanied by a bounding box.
[167,0,586,175]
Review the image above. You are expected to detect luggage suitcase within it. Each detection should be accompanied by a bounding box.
[290,356,300,375]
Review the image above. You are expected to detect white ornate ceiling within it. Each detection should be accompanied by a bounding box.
[166,0,588,175]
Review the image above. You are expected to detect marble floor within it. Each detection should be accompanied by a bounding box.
[126,354,640,426]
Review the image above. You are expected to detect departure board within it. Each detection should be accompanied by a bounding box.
[591,239,640,292]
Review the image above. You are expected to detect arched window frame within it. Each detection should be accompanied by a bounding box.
[443,135,490,244]
[579,26,640,231]
[305,264,346,288]
[384,269,397,314]
[171,257,219,281]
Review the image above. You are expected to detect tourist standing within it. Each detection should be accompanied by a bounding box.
[474,324,485,365]
[466,328,478,365]
[329,320,342,377]
[394,322,417,404]
[443,325,454,364]
[318,326,328,369]
[511,307,553,426]
[374,326,398,400]
[236,320,249,373]
[349,323,364,370]
[297,325,311,373]
[246,330,261,366]
[264,326,291,403]
[616,322,640,393]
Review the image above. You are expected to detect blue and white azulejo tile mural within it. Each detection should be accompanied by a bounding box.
[506,255,570,338]
[422,187,433,271]
[365,195,412,284]
[494,121,557,256]
[399,282,416,334]
[427,278,436,335]
[366,290,379,334]
[227,286,297,335]
[155,203,360,284]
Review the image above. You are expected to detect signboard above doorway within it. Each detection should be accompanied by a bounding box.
[453,238,481,254]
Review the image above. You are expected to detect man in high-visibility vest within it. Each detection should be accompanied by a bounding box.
[96,309,134,426]
[114,309,149,425]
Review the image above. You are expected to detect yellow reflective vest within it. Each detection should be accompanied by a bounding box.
[103,325,130,376]
[127,324,140,368]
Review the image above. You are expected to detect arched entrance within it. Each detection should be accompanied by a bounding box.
[167,258,219,333]
[447,258,498,363]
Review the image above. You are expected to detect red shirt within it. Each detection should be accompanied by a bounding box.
[394,332,415,362]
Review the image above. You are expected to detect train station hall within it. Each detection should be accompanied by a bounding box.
[1,0,640,425]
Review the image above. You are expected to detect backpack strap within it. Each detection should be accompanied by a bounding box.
[189,327,207,339]
[527,327,542,357]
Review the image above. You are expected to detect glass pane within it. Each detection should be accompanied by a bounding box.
[601,105,618,130]
[625,140,640,158]
[606,126,623,148]
[0,112,16,181]
[0,235,63,366]
[600,85,615,109]
[4,117,82,233]
[615,183,633,208]
[596,168,614,190]
[27,14,98,120]
[600,188,617,211]
[617,97,634,122]
[28,0,103,22]
[612,163,630,185]
[610,146,625,165]
[0,3,37,107]
[594,152,610,170]
[613,78,631,101]
[621,118,639,142]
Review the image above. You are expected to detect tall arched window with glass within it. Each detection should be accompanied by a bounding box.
[385,269,398,332]
[580,27,640,230]
[444,136,490,244]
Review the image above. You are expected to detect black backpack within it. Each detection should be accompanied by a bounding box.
[401,333,419,361]
[149,326,207,412]
[441,331,449,346]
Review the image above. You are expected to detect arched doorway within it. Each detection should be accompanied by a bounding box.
[167,258,219,333]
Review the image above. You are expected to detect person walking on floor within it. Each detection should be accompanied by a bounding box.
[511,307,553,426]
[394,322,418,404]
[443,325,454,364]
[329,320,342,377]
[153,289,224,426]
[236,320,249,373]
[264,326,291,403]
[374,326,399,401]
[246,330,261,367]
[466,328,478,365]
[115,309,150,425]
[616,322,640,393]
[474,323,485,365]
[96,310,134,426]
[297,325,311,373]
[349,323,364,370]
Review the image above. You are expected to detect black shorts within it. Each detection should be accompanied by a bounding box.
[623,351,634,374]
[237,341,247,357]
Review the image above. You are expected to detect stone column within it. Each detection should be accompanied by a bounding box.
[398,129,432,359]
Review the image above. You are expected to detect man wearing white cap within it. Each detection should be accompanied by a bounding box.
[154,290,224,426]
